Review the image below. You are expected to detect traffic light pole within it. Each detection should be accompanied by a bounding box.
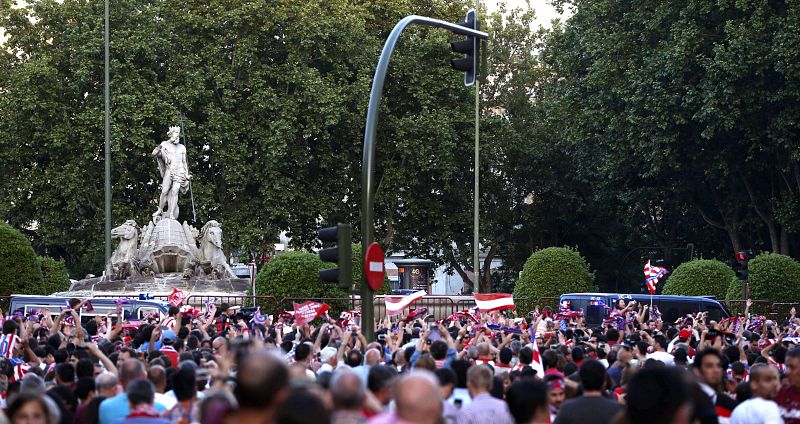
[361,15,489,342]
[473,59,480,293]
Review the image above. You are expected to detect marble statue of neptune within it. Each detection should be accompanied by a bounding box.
[152,126,190,220]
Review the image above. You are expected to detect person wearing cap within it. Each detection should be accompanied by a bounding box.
[667,328,694,353]
[159,330,179,369]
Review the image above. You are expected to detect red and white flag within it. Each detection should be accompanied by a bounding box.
[530,339,545,376]
[167,288,190,307]
[384,290,426,316]
[473,293,515,312]
[293,301,331,326]
[644,260,669,295]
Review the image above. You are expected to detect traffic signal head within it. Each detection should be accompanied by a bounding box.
[734,249,753,279]
[450,9,479,86]
[318,224,353,290]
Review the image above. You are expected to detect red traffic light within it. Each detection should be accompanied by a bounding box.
[735,249,753,263]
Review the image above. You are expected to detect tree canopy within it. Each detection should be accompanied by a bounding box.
[2,0,799,295]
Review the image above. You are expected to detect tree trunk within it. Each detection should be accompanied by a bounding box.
[695,202,741,252]
[741,173,780,252]
[479,245,498,293]
[781,227,790,256]
[447,248,474,293]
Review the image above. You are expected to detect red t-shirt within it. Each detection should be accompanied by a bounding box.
[161,346,179,368]
[776,384,800,424]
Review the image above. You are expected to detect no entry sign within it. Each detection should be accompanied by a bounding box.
[364,242,385,291]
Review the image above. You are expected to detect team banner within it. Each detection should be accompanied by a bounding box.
[168,288,190,307]
[293,301,331,326]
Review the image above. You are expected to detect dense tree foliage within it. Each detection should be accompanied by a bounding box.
[533,0,800,292]
[39,256,72,295]
[2,0,799,295]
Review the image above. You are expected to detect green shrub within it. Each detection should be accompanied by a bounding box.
[725,277,744,302]
[0,222,43,296]
[513,247,594,311]
[748,253,800,304]
[38,256,71,295]
[252,251,350,313]
[661,259,733,299]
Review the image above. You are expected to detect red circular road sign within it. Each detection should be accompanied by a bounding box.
[364,242,385,291]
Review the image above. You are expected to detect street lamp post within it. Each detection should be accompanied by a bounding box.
[361,15,488,342]
[104,0,111,264]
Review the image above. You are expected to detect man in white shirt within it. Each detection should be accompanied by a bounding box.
[731,363,784,424]
[645,334,675,367]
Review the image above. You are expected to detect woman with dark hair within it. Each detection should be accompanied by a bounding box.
[7,392,60,424]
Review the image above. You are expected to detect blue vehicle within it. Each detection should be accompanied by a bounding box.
[559,293,731,326]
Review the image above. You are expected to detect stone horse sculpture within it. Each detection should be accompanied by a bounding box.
[197,220,234,279]
[107,220,139,280]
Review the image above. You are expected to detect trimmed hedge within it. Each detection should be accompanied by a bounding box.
[252,251,350,312]
[0,222,43,296]
[661,259,733,300]
[725,277,744,302]
[39,256,71,295]
[513,247,594,310]
[748,253,800,304]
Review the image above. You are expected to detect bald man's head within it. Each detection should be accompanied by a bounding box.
[148,365,167,392]
[120,359,146,389]
[365,349,382,366]
[477,342,490,357]
[234,350,289,411]
[394,371,443,424]
[95,372,119,397]
[331,369,365,410]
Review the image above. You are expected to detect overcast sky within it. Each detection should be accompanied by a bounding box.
[484,0,569,29]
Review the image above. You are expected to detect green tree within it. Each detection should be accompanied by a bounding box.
[513,247,594,310]
[662,259,734,300]
[0,222,43,296]
[536,0,800,267]
[0,0,548,291]
[748,253,800,303]
[38,256,72,295]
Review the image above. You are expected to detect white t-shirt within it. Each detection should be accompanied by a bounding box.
[646,350,675,366]
[731,397,784,424]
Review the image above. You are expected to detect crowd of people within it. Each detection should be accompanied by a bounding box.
[0,296,799,424]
